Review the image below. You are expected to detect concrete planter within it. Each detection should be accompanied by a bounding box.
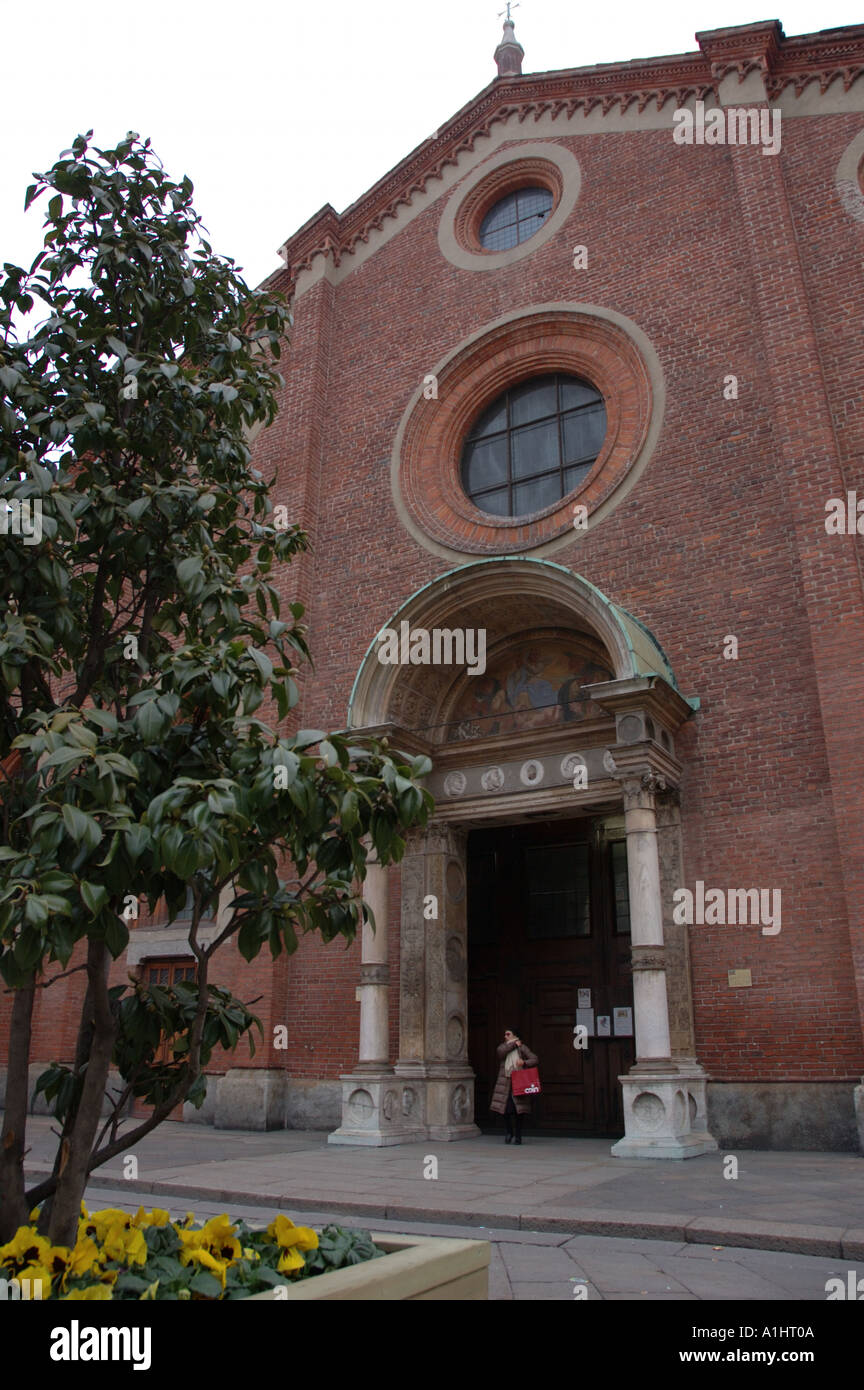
[243,1234,489,1301]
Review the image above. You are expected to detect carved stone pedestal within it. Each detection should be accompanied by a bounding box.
[611,1066,718,1159]
[396,1064,480,1142]
[327,1072,425,1147]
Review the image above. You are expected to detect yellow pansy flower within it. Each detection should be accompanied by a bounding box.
[131,1207,170,1229]
[101,1222,147,1267]
[63,1284,113,1300]
[0,1227,51,1273]
[80,1208,133,1246]
[198,1215,241,1262]
[180,1246,231,1289]
[65,1237,102,1283]
[276,1246,305,1274]
[267,1215,318,1252]
[19,1263,54,1298]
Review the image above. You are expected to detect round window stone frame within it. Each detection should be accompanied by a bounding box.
[391,304,662,559]
[438,142,580,271]
[835,126,864,225]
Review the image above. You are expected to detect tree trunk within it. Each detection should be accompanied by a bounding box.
[0,981,35,1242]
[45,939,116,1248]
[36,967,97,1237]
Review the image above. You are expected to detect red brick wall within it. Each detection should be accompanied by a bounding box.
[243,111,864,1086]
[7,84,864,1101]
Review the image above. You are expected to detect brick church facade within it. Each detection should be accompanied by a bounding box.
[14,17,864,1153]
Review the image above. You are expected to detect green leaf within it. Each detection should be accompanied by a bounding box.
[80,881,108,916]
[105,915,129,959]
[188,1270,224,1298]
[61,803,90,842]
[176,556,202,587]
[135,699,165,741]
[125,824,151,861]
[248,647,272,682]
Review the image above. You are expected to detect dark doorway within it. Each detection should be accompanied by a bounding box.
[467,817,635,1136]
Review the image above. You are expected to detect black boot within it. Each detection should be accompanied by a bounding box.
[504,1115,514,1144]
[514,1116,523,1145]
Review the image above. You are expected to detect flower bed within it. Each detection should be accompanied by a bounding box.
[0,1204,384,1300]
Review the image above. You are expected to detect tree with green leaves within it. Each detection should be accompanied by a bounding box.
[0,132,432,1249]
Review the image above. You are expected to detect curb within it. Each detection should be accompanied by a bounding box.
[26,1166,863,1259]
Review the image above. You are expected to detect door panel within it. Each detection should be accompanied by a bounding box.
[467,818,635,1136]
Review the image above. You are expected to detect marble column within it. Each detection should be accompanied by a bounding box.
[328,846,415,1145]
[355,852,389,1070]
[610,765,717,1159]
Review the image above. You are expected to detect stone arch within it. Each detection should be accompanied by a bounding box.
[347,556,678,734]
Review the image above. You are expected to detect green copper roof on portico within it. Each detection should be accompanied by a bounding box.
[347,557,697,727]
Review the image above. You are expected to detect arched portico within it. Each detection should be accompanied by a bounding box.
[328,560,717,1158]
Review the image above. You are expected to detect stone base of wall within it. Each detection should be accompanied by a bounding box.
[0,1066,132,1119]
[708,1081,861,1152]
[182,1073,341,1132]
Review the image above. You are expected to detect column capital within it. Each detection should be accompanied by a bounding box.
[605,743,681,810]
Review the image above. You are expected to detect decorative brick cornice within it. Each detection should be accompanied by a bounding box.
[274,23,864,291]
[696,20,783,84]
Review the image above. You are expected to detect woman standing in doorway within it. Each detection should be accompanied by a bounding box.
[490,1028,538,1144]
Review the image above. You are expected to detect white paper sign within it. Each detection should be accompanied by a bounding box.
[575,1008,595,1036]
[597,1015,611,1037]
[577,988,592,1009]
[613,1006,633,1037]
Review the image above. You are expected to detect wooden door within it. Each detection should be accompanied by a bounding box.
[467,818,635,1135]
[131,959,197,1120]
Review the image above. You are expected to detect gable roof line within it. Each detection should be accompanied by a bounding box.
[269,22,864,294]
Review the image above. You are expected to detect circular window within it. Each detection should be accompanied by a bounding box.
[391,305,662,560]
[439,145,579,272]
[478,187,554,252]
[461,374,606,518]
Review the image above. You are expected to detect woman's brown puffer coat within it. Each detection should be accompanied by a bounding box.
[489,1039,539,1116]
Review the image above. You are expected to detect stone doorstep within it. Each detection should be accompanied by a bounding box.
[26,1169,856,1257]
[243,1234,490,1301]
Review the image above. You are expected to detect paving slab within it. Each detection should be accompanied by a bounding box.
[17,1114,864,1262]
[75,1184,862,1303]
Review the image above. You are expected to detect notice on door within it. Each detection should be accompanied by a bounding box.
[575,1008,595,1036]
[577,988,592,1009]
[613,1006,633,1037]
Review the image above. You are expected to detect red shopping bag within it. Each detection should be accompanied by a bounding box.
[511,1066,541,1097]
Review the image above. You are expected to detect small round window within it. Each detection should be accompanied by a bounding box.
[478,186,554,251]
[461,373,606,519]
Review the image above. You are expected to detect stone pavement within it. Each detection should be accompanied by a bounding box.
[70,1182,860,1302]
[21,1116,864,1254]
[19,1116,864,1301]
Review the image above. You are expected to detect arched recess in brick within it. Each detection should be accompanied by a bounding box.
[347,556,680,737]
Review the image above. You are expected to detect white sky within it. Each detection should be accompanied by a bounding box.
[3,1,862,289]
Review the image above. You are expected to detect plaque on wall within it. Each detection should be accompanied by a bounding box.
[613,1006,633,1037]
